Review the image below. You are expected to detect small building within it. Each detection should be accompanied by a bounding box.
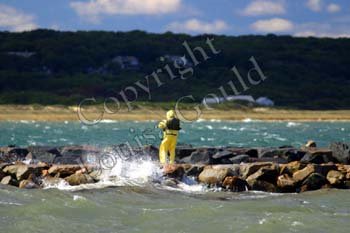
[256,97,274,106]
[202,96,225,105]
[164,55,193,68]
[6,51,36,58]
[112,56,140,69]
[225,95,255,103]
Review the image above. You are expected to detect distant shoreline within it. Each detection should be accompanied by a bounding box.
[1,105,350,122]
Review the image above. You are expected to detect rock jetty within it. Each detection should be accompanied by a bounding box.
[0,142,350,192]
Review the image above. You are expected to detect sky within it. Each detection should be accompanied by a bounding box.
[0,0,350,37]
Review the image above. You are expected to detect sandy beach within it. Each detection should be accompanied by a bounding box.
[1,105,350,122]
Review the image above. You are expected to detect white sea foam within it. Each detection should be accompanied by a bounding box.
[73,195,86,201]
[286,122,301,127]
[206,125,213,130]
[100,119,118,123]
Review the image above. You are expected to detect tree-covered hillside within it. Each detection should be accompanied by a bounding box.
[0,29,349,109]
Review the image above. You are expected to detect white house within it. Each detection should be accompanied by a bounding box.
[256,97,274,106]
[202,96,225,105]
[225,95,255,103]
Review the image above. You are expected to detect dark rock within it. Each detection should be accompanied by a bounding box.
[142,145,159,161]
[0,167,5,181]
[54,145,101,164]
[301,149,337,164]
[222,176,248,192]
[175,145,196,160]
[27,146,60,164]
[277,174,296,192]
[19,174,39,189]
[212,150,234,164]
[286,150,306,162]
[182,164,204,177]
[0,147,29,163]
[229,154,250,164]
[163,164,185,179]
[226,148,258,158]
[344,181,350,189]
[326,170,345,186]
[64,173,95,186]
[314,164,338,176]
[248,157,288,164]
[257,147,291,158]
[300,173,327,192]
[179,148,216,164]
[330,142,350,164]
[1,175,18,186]
[248,180,277,192]
[246,166,279,184]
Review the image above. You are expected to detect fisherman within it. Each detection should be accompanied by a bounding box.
[158,110,181,164]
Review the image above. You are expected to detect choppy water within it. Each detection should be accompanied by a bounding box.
[1,120,350,233]
[1,120,349,147]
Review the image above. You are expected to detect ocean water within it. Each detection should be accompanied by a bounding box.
[0,120,350,233]
[0,120,349,148]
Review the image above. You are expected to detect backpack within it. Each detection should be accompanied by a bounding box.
[166,117,181,130]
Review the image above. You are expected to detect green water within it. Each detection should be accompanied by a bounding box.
[1,186,349,233]
[0,120,350,233]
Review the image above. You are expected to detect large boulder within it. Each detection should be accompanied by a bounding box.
[239,162,273,179]
[222,176,248,192]
[142,145,159,161]
[19,174,39,189]
[0,147,29,163]
[280,161,305,176]
[300,173,327,192]
[27,146,60,164]
[257,147,293,158]
[229,154,250,164]
[64,173,95,186]
[0,165,6,181]
[301,149,337,164]
[179,148,217,164]
[330,142,350,164]
[48,165,84,177]
[277,174,296,192]
[163,164,185,179]
[285,150,306,162]
[246,166,279,185]
[175,145,196,160]
[212,150,235,164]
[326,170,345,186]
[198,166,231,185]
[54,145,101,164]
[3,164,47,180]
[182,164,205,177]
[226,148,258,158]
[292,164,315,184]
[292,164,335,183]
[248,180,277,192]
[1,175,18,186]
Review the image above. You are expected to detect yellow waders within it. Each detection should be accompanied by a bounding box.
[159,129,178,164]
